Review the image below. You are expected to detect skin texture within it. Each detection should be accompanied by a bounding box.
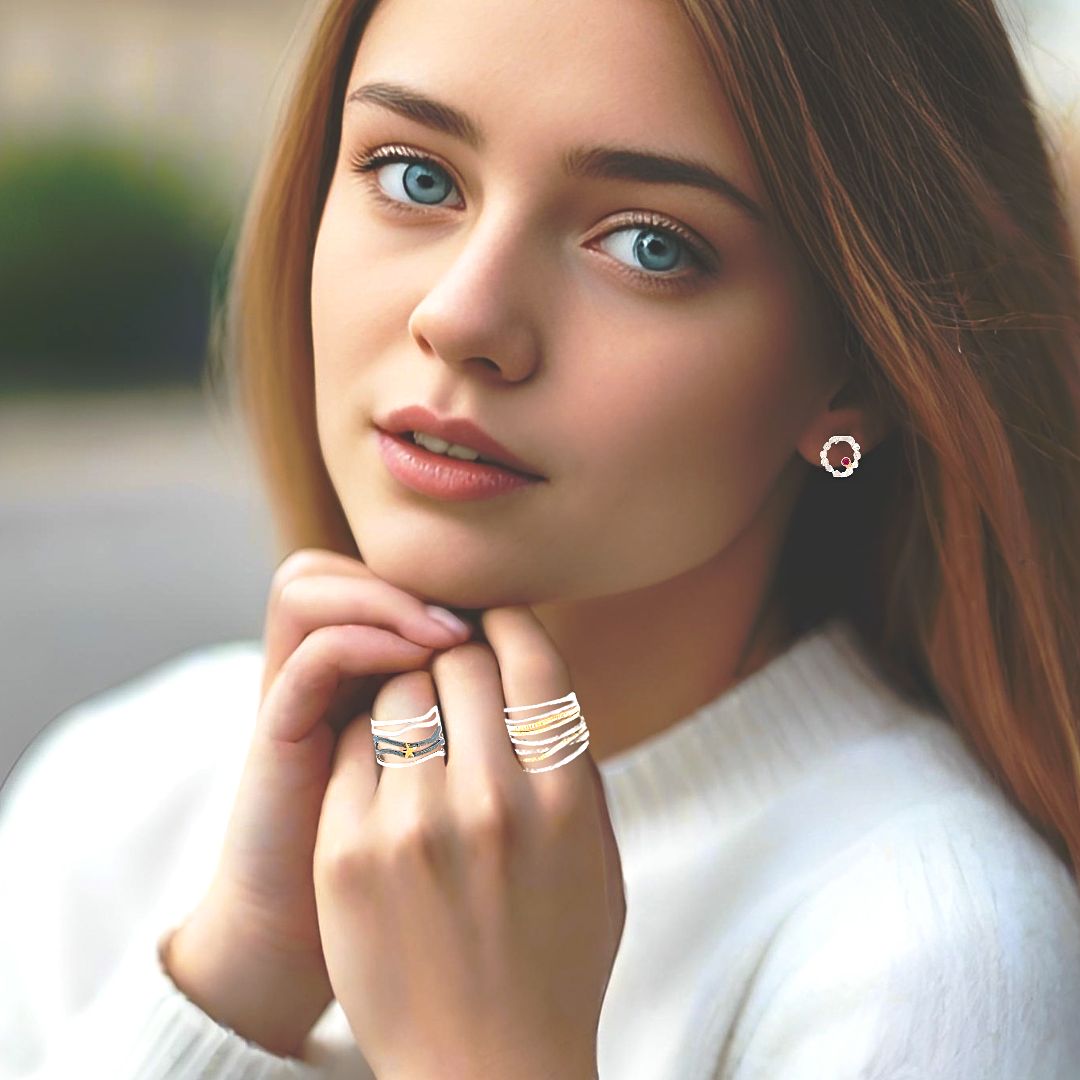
[315,606,623,1078]
[310,0,887,766]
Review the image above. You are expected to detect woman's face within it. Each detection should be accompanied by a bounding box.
[311,0,841,610]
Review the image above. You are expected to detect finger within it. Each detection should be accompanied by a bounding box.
[479,607,588,794]
[280,575,471,654]
[314,706,381,877]
[429,642,516,791]
[257,624,436,745]
[368,669,445,800]
[323,703,381,821]
[262,556,471,701]
[262,550,374,698]
[273,574,471,728]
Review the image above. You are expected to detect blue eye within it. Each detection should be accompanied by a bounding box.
[594,225,697,276]
[349,145,716,293]
[351,146,464,209]
[394,159,453,204]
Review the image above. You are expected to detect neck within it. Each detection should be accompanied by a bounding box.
[530,471,800,767]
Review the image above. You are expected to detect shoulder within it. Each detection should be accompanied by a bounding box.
[719,776,1080,1079]
[715,618,1080,1075]
[0,640,264,832]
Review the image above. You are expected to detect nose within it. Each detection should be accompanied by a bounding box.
[406,207,545,383]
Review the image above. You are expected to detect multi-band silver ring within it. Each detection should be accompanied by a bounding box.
[371,692,589,774]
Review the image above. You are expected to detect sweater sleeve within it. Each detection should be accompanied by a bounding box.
[0,657,334,1080]
[714,795,1080,1080]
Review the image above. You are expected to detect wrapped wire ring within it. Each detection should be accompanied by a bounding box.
[371,704,445,769]
[505,692,590,774]
[371,692,590,774]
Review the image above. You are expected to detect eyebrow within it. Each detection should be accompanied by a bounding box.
[345,81,768,226]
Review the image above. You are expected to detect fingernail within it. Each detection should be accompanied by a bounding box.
[424,605,471,637]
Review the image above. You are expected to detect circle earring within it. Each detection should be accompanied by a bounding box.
[820,435,861,478]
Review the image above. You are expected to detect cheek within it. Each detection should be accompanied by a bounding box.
[311,197,353,370]
[311,191,380,472]
[311,190,399,380]
[561,303,814,550]
[574,327,804,484]
[667,286,821,481]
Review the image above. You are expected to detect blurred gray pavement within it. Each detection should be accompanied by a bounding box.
[0,386,279,788]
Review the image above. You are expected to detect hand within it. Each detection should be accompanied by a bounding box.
[163,549,474,1056]
[312,606,625,1080]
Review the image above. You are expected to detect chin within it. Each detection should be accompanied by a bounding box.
[353,547,502,609]
[352,510,567,606]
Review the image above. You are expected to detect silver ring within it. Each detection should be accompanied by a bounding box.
[371,704,446,769]
[370,692,591,773]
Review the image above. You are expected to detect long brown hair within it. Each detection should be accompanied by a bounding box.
[206,0,1080,883]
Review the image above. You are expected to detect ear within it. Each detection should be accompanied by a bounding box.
[794,365,896,469]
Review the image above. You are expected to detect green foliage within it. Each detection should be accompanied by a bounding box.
[0,135,236,394]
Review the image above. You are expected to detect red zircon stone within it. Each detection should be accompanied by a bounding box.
[841,457,851,467]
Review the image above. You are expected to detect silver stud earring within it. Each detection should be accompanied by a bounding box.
[820,435,861,478]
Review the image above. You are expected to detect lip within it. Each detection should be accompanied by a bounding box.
[373,404,545,478]
[375,429,544,501]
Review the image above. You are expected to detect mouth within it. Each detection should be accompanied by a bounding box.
[398,430,535,475]
[374,428,546,501]
[375,426,545,480]
[373,404,546,479]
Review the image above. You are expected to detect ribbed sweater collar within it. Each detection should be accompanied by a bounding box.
[596,614,910,850]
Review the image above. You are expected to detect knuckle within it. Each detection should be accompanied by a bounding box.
[541,784,583,835]
[316,837,375,894]
[275,576,308,617]
[431,640,497,678]
[376,667,435,701]
[461,787,520,852]
[284,627,344,694]
[520,649,568,686]
[271,548,328,597]
[394,814,455,867]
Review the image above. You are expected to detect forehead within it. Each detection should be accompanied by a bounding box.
[348,0,762,204]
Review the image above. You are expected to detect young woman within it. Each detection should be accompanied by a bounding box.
[2,0,1079,1076]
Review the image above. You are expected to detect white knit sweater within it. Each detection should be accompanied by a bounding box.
[2,614,1079,1078]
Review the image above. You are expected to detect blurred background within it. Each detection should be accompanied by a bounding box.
[1,0,1078,784]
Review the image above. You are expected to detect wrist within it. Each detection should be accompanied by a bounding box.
[381,1047,598,1080]
[160,914,334,1059]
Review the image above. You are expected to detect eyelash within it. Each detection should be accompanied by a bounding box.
[347,143,717,295]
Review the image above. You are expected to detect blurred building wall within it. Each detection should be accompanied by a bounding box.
[0,1,313,786]
[0,0,310,198]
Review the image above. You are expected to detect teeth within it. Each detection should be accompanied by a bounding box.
[412,431,483,462]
